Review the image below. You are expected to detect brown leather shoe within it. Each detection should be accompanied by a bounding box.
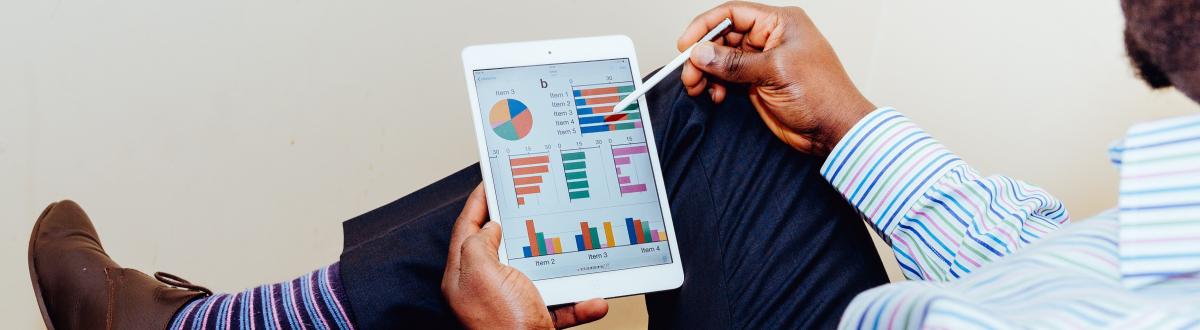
[28,200,212,330]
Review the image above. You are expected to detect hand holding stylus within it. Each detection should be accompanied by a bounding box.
[679,1,875,155]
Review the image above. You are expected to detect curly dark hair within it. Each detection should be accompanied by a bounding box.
[1121,0,1200,89]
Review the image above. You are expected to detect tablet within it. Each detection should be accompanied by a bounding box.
[461,35,683,305]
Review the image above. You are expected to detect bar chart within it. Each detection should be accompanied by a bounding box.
[519,217,668,258]
[611,143,650,195]
[559,148,593,201]
[572,82,644,135]
[509,153,551,206]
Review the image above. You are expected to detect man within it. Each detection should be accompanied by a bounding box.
[445,0,1200,328]
[28,0,1199,329]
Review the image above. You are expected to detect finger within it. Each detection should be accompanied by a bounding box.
[550,298,609,329]
[677,1,776,51]
[689,41,775,85]
[680,62,705,89]
[710,83,727,104]
[723,31,745,48]
[686,77,708,97]
[460,220,503,269]
[447,185,487,271]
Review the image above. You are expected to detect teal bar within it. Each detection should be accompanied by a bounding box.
[589,227,601,249]
[561,151,586,161]
[535,232,547,255]
[563,161,586,171]
[641,223,652,245]
[565,171,587,180]
[566,180,589,190]
[568,190,590,199]
[617,85,635,93]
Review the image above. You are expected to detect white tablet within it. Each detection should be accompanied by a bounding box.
[461,35,684,305]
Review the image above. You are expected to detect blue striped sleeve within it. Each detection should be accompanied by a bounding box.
[821,108,1071,281]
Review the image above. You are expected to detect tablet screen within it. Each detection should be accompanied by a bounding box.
[472,59,673,281]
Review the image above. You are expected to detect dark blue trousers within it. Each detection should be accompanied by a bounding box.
[338,69,888,329]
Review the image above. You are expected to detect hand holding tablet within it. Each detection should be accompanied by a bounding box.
[460,36,685,305]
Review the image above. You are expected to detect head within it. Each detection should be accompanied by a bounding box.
[1121,0,1200,102]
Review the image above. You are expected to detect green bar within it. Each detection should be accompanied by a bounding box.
[617,85,635,93]
[641,223,652,245]
[625,112,641,120]
[589,228,602,249]
[566,180,589,190]
[568,190,590,199]
[563,161,586,171]
[621,103,639,112]
[565,171,588,180]
[615,122,637,130]
[561,151,586,161]
[536,233,547,255]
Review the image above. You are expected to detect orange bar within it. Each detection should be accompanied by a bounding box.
[514,185,541,196]
[586,106,615,114]
[512,176,543,186]
[580,87,618,96]
[525,220,539,257]
[510,155,550,166]
[517,197,525,205]
[603,222,616,248]
[511,165,549,176]
[583,95,620,105]
[580,222,593,250]
[658,231,667,241]
[633,220,645,244]
[552,238,563,255]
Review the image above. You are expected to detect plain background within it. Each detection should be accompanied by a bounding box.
[2,0,1196,328]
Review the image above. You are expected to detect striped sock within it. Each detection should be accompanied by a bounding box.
[168,263,355,330]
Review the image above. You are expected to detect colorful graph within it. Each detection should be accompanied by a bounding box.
[572,83,644,135]
[560,149,592,201]
[510,153,550,206]
[490,99,533,141]
[611,143,650,194]
[523,220,565,257]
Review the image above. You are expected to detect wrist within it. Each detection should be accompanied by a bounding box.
[817,94,874,155]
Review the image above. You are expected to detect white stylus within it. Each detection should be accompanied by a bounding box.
[611,18,733,113]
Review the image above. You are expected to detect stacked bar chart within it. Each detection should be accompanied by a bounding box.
[560,149,591,201]
[522,220,566,257]
[625,218,667,244]
[611,143,650,195]
[572,82,644,135]
[510,153,551,206]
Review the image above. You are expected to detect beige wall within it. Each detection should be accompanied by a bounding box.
[2,0,1195,329]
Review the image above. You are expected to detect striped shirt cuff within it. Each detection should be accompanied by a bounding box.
[820,108,967,236]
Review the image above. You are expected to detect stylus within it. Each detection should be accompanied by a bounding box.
[611,18,733,114]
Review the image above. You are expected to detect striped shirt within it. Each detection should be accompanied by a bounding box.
[824,108,1200,329]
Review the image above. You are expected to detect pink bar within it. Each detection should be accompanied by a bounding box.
[616,167,622,175]
[618,176,631,184]
[545,239,555,254]
[635,121,642,128]
[619,184,647,194]
[651,230,659,242]
[614,157,631,165]
[612,145,649,157]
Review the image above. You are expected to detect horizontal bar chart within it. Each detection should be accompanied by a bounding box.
[510,153,550,206]
[572,82,643,135]
[611,144,650,195]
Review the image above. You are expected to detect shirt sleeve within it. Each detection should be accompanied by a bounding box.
[820,108,1071,281]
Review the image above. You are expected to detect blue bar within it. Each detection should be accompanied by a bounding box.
[580,124,610,134]
[625,218,637,245]
[573,90,583,97]
[522,246,532,258]
[579,115,612,125]
[575,235,585,251]
[575,99,588,106]
[578,107,594,115]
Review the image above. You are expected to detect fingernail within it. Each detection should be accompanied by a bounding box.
[693,42,715,65]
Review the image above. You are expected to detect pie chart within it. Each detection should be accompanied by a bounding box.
[489,99,533,141]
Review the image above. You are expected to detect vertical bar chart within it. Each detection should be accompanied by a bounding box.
[522,220,570,258]
[624,217,667,244]
[572,82,644,135]
[611,143,650,195]
[510,153,550,206]
[560,149,591,201]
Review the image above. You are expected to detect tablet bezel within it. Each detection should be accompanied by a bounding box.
[461,35,684,306]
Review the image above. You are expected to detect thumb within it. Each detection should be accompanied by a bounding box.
[689,41,774,84]
[461,221,503,266]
